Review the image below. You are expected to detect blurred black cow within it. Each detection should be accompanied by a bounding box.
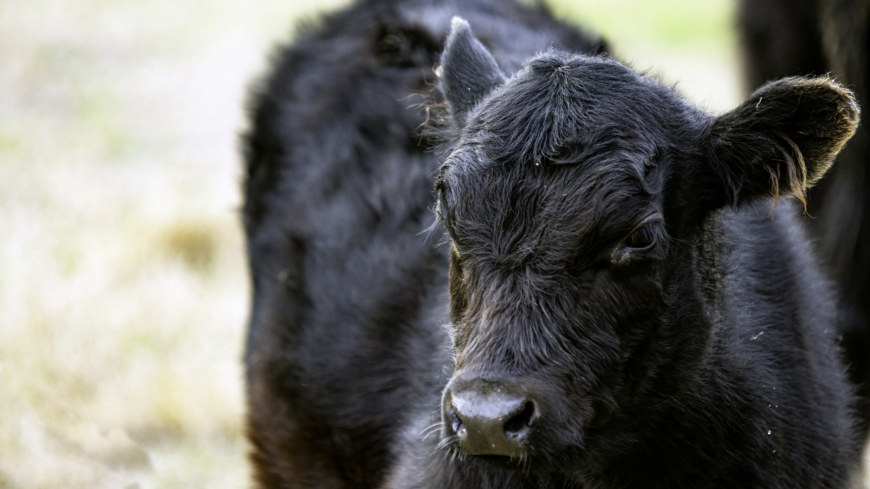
[243,0,861,487]
[738,0,870,439]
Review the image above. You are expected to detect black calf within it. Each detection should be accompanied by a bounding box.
[244,1,862,488]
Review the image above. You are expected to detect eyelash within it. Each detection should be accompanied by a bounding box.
[609,221,663,267]
[625,225,656,250]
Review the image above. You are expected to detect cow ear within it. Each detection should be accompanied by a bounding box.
[439,17,506,128]
[706,76,859,208]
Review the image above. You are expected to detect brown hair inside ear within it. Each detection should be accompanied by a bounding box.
[769,132,809,212]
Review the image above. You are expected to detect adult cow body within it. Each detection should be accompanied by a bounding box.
[243,0,861,487]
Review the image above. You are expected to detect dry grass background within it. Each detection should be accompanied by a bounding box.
[0,0,860,488]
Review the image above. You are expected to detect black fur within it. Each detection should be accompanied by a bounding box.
[738,0,870,439]
[243,0,860,487]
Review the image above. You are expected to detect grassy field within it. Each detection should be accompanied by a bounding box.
[0,0,857,488]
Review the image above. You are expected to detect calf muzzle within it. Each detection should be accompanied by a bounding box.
[443,378,537,458]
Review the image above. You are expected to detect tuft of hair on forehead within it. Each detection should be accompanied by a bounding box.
[465,51,677,168]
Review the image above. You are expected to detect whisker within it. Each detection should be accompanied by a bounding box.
[420,421,443,441]
[437,435,455,451]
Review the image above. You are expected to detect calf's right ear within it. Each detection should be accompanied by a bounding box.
[439,17,506,128]
[704,76,859,208]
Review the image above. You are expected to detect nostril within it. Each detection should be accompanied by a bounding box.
[504,401,536,439]
[449,406,465,436]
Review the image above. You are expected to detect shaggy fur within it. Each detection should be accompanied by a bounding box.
[738,0,870,438]
[243,0,861,487]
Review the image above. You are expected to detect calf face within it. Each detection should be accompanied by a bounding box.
[433,17,858,471]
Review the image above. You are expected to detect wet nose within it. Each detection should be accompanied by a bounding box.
[444,380,537,458]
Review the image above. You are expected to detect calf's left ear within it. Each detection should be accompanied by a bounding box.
[439,17,506,128]
[706,77,859,207]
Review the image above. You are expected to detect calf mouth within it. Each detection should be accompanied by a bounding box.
[471,454,528,470]
[444,445,559,474]
[438,400,597,475]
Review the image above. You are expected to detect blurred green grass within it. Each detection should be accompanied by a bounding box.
[0,0,828,488]
[551,0,735,49]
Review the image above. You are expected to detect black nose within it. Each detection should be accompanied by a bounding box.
[445,380,537,458]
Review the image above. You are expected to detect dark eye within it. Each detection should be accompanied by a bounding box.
[625,226,656,250]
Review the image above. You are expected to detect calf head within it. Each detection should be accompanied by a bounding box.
[433,18,859,472]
